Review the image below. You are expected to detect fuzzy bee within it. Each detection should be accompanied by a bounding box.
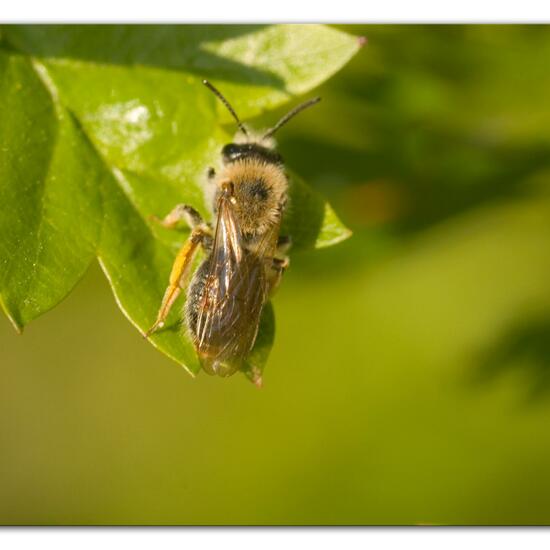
[146,81,320,385]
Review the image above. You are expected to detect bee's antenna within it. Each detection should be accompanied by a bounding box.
[203,79,248,137]
[263,97,321,139]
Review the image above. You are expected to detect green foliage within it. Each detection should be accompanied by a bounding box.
[4,25,550,525]
[0,25,358,377]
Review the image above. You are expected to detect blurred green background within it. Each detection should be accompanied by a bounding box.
[2,25,550,525]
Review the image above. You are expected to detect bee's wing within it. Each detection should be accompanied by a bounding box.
[194,195,278,376]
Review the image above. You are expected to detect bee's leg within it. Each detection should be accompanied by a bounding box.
[267,236,292,294]
[268,256,290,295]
[151,204,205,230]
[145,228,208,338]
[207,167,216,181]
[272,256,290,272]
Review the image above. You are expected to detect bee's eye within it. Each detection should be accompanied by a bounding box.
[222,143,241,162]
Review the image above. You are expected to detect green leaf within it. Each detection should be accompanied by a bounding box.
[0,53,103,331]
[283,172,352,251]
[0,25,356,380]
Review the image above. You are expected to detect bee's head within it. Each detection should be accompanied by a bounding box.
[222,142,283,166]
[203,79,320,238]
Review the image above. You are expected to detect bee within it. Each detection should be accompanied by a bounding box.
[146,80,320,385]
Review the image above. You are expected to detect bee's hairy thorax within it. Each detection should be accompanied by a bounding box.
[214,141,289,244]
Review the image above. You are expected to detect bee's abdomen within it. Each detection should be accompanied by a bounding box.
[185,253,267,377]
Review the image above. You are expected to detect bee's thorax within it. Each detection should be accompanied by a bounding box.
[214,158,288,240]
